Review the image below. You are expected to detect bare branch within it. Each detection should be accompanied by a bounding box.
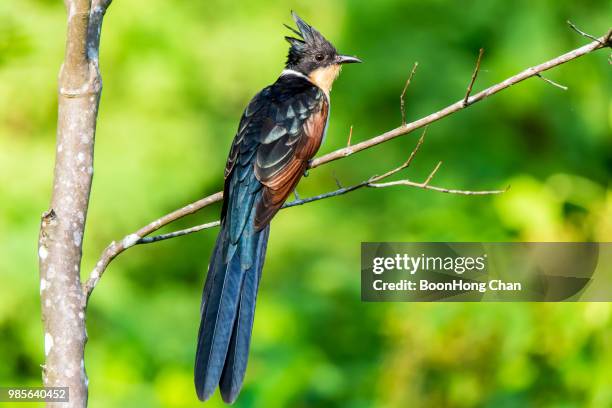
[400,62,419,125]
[463,48,484,107]
[309,34,608,169]
[536,73,568,90]
[113,128,505,245]
[141,168,506,245]
[87,129,425,255]
[83,192,223,300]
[84,31,610,300]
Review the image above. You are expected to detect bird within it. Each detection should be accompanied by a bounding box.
[194,11,361,403]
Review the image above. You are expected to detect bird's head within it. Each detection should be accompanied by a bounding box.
[285,11,361,93]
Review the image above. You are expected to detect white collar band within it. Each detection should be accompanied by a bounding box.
[280,69,309,80]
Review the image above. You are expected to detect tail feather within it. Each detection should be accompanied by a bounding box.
[220,226,269,403]
[199,233,223,315]
[195,218,269,402]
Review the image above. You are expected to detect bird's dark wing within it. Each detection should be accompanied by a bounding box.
[222,74,328,231]
[252,76,329,229]
[196,76,329,403]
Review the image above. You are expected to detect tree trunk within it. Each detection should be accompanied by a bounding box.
[38,1,111,407]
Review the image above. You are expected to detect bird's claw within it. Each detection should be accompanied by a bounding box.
[304,161,312,177]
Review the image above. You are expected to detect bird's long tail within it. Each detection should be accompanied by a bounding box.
[195,213,270,403]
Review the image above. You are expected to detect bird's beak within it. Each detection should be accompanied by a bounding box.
[336,54,362,64]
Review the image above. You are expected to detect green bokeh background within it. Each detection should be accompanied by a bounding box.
[1,0,611,407]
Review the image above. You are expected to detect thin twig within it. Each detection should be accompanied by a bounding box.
[84,33,610,300]
[369,180,510,195]
[423,161,442,186]
[402,126,427,168]
[332,171,343,189]
[400,62,419,125]
[536,73,568,90]
[463,48,484,107]
[567,21,605,45]
[347,125,353,147]
[137,221,221,244]
[372,126,427,182]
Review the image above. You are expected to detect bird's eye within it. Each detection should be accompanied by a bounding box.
[315,53,324,62]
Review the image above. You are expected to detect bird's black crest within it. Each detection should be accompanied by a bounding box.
[284,11,337,70]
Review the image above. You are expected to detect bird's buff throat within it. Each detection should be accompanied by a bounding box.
[308,64,342,96]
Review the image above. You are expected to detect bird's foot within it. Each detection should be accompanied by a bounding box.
[304,161,312,177]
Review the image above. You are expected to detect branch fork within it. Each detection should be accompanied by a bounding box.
[84,23,611,309]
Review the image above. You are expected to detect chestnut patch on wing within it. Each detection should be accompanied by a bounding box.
[254,102,329,229]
